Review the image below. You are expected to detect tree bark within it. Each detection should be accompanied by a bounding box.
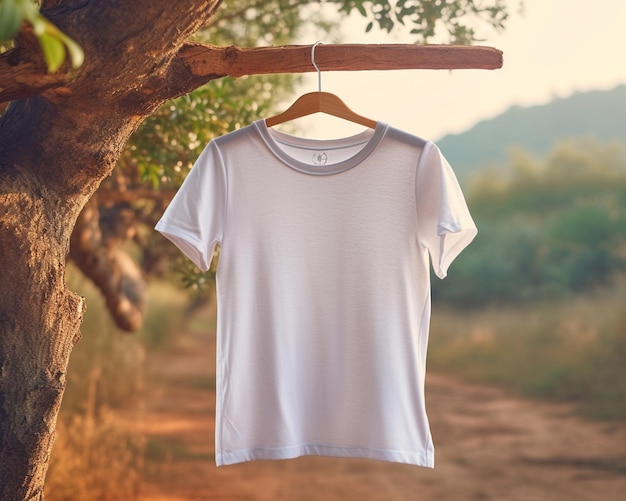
[0,104,86,497]
[0,1,222,499]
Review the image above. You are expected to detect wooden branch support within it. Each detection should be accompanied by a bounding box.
[0,42,502,104]
[178,43,503,79]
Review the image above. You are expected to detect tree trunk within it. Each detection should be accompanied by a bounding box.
[0,1,222,499]
[0,100,86,498]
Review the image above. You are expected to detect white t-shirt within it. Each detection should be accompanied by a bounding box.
[155,120,477,468]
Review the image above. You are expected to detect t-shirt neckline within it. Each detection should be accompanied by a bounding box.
[253,119,388,176]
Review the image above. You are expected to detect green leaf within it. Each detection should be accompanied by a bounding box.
[365,21,373,32]
[38,31,65,73]
[61,33,84,68]
[31,16,85,72]
[0,0,23,41]
[44,21,84,68]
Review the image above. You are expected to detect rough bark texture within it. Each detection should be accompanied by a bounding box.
[0,1,222,499]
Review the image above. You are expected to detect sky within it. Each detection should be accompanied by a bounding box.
[285,0,626,141]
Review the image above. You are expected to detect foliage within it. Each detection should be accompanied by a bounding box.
[335,0,511,43]
[205,0,512,45]
[434,139,626,307]
[0,0,83,71]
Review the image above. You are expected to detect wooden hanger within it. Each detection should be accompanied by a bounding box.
[265,91,377,129]
[265,42,377,129]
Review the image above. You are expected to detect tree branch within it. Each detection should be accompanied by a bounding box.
[176,42,503,79]
[0,28,71,104]
[69,198,148,332]
[2,42,503,104]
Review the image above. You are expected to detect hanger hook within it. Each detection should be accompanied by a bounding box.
[311,41,324,92]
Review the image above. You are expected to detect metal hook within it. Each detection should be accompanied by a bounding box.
[311,41,324,92]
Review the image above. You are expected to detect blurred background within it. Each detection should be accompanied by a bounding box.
[47,0,626,499]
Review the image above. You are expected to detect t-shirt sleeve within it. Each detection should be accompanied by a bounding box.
[155,141,226,272]
[416,141,477,279]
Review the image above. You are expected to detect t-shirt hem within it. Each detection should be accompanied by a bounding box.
[215,443,434,468]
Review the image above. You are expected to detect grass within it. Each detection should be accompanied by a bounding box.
[45,410,145,501]
[429,276,626,420]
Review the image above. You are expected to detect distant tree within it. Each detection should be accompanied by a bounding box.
[435,140,626,306]
[0,1,511,499]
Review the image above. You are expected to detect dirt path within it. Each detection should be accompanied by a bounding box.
[135,306,626,500]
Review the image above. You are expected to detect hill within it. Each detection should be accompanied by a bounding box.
[437,84,626,180]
